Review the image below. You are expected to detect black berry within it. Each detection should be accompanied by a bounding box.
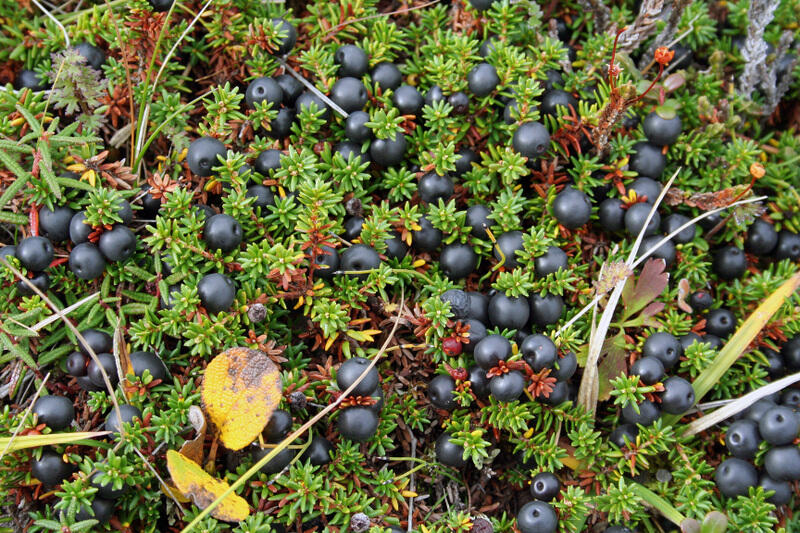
[725,419,761,460]
[713,246,747,280]
[32,396,75,430]
[187,137,226,177]
[642,332,682,369]
[759,406,799,445]
[630,356,665,385]
[513,121,550,159]
[335,45,369,77]
[705,308,736,338]
[520,334,557,371]
[337,406,379,441]
[660,376,695,414]
[530,472,560,501]
[428,375,457,410]
[393,85,424,116]
[330,77,368,113]
[624,202,660,237]
[467,62,499,97]
[630,141,666,178]
[270,18,297,55]
[340,244,381,277]
[439,243,478,280]
[129,351,169,382]
[105,404,142,435]
[38,206,74,242]
[98,225,136,262]
[534,246,567,278]
[516,500,558,533]
[643,111,682,146]
[371,62,402,91]
[494,230,524,269]
[488,292,530,330]
[529,293,563,327]
[551,187,591,229]
[745,219,778,256]
[473,334,511,370]
[411,216,442,252]
[16,236,53,272]
[715,457,758,498]
[435,433,466,467]
[661,213,696,244]
[31,450,74,487]
[245,77,283,109]
[489,371,525,401]
[369,132,407,167]
[198,273,236,314]
[418,173,454,204]
[337,357,379,396]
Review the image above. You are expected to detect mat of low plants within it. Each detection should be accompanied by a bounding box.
[0,0,799,531]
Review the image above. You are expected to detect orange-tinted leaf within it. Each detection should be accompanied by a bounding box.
[201,347,282,450]
[166,450,249,522]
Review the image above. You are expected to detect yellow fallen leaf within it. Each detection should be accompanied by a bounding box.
[201,347,282,451]
[166,450,249,522]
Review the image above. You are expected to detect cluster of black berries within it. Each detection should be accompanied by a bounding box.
[67,197,138,280]
[514,471,561,533]
[612,332,696,444]
[251,409,333,475]
[716,392,800,506]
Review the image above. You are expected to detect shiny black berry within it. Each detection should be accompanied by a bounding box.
[521,334,557,371]
[552,351,577,382]
[642,332,682,369]
[775,230,800,261]
[759,474,792,505]
[530,472,560,501]
[473,334,511,370]
[187,137,226,177]
[33,396,75,430]
[610,424,639,447]
[393,85,424,116]
[629,177,661,203]
[639,235,676,267]
[269,108,294,139]
[371,62,402,91]
[31,450,74,487]
[513,121,550,159]
[88,353,119,388]
[369,132,407,167]
[91,472,127,500]
[467,292,490,324]
[39,206,74,242]
[270,18,297,55]
[17,271,49,297]
[454,148,478,177]
[330,77,368,113]
[337,357,379,396]
[247,185,275,210]
[494,230,524,269]
[105,404,142,435]
[335,45,368,77]
[69,243,105,280]
[66,351,87,377]
[204,214,242,254]
[516,500,558,533]
[552,186,591,229]
[77,329,112,357]
[435,433,466,467]
[338,406,379,441]
[621,400,660,426]
[425,85,445,106]
[467,62,499,97]
[129,351,168,382]
[340,244,381,277]
[746,219,778,256]
[660,376,695,414]
[661,213,696,244]
[713,246,747,280]
[463,319,487,353]
[468,366,490,398]
[411,216,442,252]
[384,232,408,259]
[255,150,282,176]
[345,110,372,143]
[419,173,454,204]
[630,141,666,178]
[765,445,800,481]
[689,291,713,312]
[16,236,53,272]
[429,375,457,410]
[534,246,567,278]
[448,91,470,114]
[598,198,626,233]
[440,243,478,280]
[490,371,525,401]
[295,91,330,120]
[759,406,799,445]
[705,308,736,338]
[643,111,682,146]
[540,89,576,116]
[488,292,529,330]
[715,457,758,498]
[252,446,295,474]
[245,77,283,109]
[14,69,47,91]
[313,245,339,279]
[263,409,292,442]
[725,419,761,460]
[198,273,235,314]
[624,203,660,237]
[98,225,136,262]
[630,356,665,385]
[529,293,563,327]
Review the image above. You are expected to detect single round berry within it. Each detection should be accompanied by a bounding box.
[38,206,74,242]
[369,132,407,167]
[384,232,408,259]
[494,230,524,269]
[313,245,339,280]
[203,214,243,254]
[535,246,568,278]
[759,406,799,445]
[336,141,369,164]
[31,450,73,487]
[454,148,478,177]
[689,290,713,312]
[245,77,283,109]
[630,356,665,385]
[343,216,364,241]
[77,330,112,357]
[425,85,445,106]
[713,246,747,280]
[521,334,557,371]
[187,137,226,177]
[660,376,695,414]
[436,433,466,467]
[467,291,490,324]
[624,203,660,237]
[513,121,550,159]
[763,348,785,378]
[529,293,563,327]
[746,219,778,256]
[621,400,661,426]
[198,273,236,314]
[759,474,793,506]
[467,62,499,97]
[428,375,457,411]
[295,91,330,120]
[598,198,626,233]
[441,289,470,320]
[629,177,662,203]
[33,396,75,430]
[781,388,800,406]
[337,357,379,397]
[639,235,676,267]
[468,366,490,398]
[642,332,682,370]
[473,334,512,370]
[463,318,487,353]
[643,111,682,146]
[540,89,577,116]
[411,216,442,252]
[16,236,53,272]
[105,404,142,435]
[479,35,499,57]
[17,271,49,297]
[69,243,105,280]
[489,371,525,402]
[66,351,87,377]
[630,141,666,178]
[661,213,696,244]
[371,62,402,91]
[338,406,379,441]
[516,500,558,533]
[330,77,368,113]
[269,108,294,139]
[439,244,478,280]
[269,18,297,55]
[275,74,303,106]
[552,351,578,382]
[335,45,369,77]
[775,230,800,261]
[252,446,296,474]
[725,419,762,460]
[301,435,334,466]
[488,292,530,331]
[530,472,560,501]
[98,225,136,262]
[418,173,454,204]
[263,409,292,443]
[88,353,119,388]
[345,110,372,143]
[765,445,800,481]
[247,185,275,210]
[705,308,736,338]
[74,42,105,70]
[129,351,168,383]
[340,244,381,278]
[715,457,758,498]
[0,245,16,262]
[610,424,639,447]
[14,69,47,91]
[393,85,424,116]
[448,91,470,114]
[782,336,800,370]
[552,186,591,229]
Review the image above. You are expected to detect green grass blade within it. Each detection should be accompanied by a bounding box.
[629,480,685,526]
[0,431,110,452]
